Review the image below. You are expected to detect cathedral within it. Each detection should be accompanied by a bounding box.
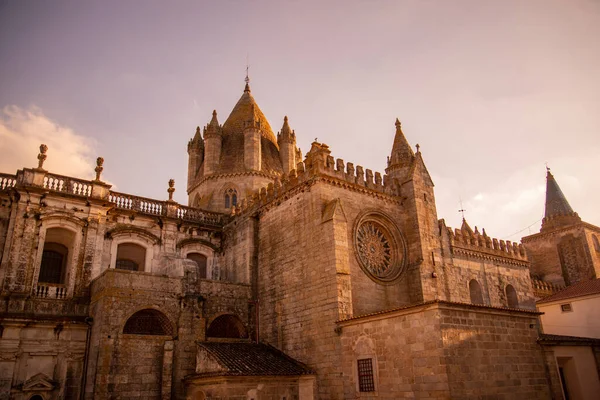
[0,79,598,400]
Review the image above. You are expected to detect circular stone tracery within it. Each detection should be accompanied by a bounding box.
[354,212,407,284]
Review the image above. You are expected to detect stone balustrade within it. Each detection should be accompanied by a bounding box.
[43,172,93,196]
[35,283,68,299]
[0,173,17,190]
[109,191,166,216]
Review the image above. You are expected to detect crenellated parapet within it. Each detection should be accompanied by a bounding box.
[228,141,397,219]
[530,277,565,300]
[442,218,528,265]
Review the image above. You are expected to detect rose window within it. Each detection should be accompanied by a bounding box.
[354,212,407,284]
[357,222,392,277]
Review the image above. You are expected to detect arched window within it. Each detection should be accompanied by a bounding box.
[29,396,44,400]
[187,253,208,279]
[38,227,76,285]
[39,243,68,284]
[506,284,518,308]
[206,314,248,339]
[469,279,484,305]
[115,243,146,272]
[224,188,238,209]
[593,235,600,252]
[123,309,173,335]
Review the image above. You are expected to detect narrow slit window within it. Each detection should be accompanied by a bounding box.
[357,358,375,392]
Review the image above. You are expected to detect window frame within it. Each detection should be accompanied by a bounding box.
[357,358,376,392]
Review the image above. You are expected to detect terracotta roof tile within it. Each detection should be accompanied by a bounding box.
[538,333,600,344]
[198,342,314,376]
[536,278,600,304]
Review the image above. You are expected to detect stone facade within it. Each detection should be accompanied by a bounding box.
[0,81,597,399]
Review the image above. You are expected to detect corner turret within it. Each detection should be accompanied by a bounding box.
[187,126,205,190]
[277,116,298,174]
[385,119,415,181]
[243,104,262,171]
[203,110,223,175]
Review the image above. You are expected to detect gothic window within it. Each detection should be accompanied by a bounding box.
[469,279,484,305]
[593,235,600,252]
[224,188,237,209]
[39,243,68,284]
[506,284,518,308]
[357,358,375,392]
[187,253,207,279]
[115,243,146,272]
[206,314,248,339]
[123,309,173,335]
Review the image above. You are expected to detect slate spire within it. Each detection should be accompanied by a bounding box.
[541,168,581,232]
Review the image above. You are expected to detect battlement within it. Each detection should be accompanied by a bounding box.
[530,278,565,300]
[444,219,528,261]
[230,142,396,217]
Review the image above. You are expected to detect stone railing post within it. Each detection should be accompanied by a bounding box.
[91,157,112,199]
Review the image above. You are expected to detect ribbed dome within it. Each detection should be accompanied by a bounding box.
[215,84,283,175]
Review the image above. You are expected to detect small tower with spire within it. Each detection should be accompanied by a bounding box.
[277,116,297,174]
[523,168,599,288]
[187,126,205,189]
[385,119,415,183]
[243,79,263,171]
[540,167,581,232]
[203,110,223,175]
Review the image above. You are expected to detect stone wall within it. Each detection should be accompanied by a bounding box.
[185,376,312,400]
[523,224,599,286]
[338,301,552,399]
[0,320,88,400]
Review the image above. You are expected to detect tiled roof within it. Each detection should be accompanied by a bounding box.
[337,299,540,323]
[538,333,600,344]
[198,342,314,376]
[537,278,600,304]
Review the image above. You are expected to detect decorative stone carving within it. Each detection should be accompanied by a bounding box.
[94,157,104,181]
[354,211,407,284]
[37,144,48,170]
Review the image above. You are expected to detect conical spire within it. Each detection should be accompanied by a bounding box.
[541,168,581,232]
[278,115,295,142]
[193,126,202,141]
[388,118,415,167]
[544,169,574,217]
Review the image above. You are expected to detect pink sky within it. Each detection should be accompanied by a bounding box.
[0,0,598,240]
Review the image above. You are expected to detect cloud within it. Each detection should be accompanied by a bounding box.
[434,151,600,242]
[0,105,97,179]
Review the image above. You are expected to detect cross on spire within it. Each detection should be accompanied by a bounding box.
[458,198,466,220]
[245,54,250,85]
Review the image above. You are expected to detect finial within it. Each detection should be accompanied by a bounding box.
[196,126,201,134]
[37,144,48,170]
[212,110,217,117]
[94,157,104,181]
[284,115,288,123]
[395,118,401,128]
[244,57,251,93]
[415,144,420,153]
[167,179,175,201]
